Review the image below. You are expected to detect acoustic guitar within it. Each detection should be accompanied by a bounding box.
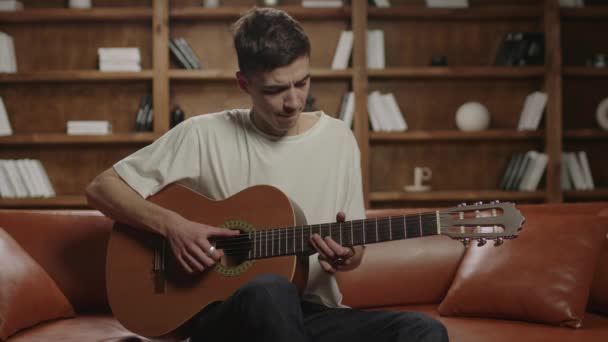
[106,183,525,339]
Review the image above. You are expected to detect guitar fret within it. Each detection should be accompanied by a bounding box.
[404,215,407,239]
[389,217,392,240]
[272,229,274,256]
[278,229,281,256]
[350,221,354,246]
[248,231,252,259]
[265,230,268,257]
[253,231,256,259]
[362,220,366,244]
[375,218,378,242]
[419,213,422,237]
[339,222,343,245]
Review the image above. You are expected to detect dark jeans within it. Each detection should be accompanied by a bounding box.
[189,274,449,342]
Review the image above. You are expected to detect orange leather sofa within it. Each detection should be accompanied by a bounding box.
[0,202,607,341]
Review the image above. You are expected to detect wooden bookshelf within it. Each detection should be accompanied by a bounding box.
[1,0,607,209]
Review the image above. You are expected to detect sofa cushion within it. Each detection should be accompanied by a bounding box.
[0,228,75,340]
[437,215,606,328]
[589,208,608,315]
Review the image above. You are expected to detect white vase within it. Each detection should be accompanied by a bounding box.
[455,102,490,132]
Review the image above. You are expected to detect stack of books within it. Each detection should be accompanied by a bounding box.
[98,48,141,72]
[0,159,56,198]
[0,32,17,73]
[331,29,385,70]
[0,0,23,11]
[169,37,202,70]
[425,0,468,8]
[499,150,548,191]
[368,91,407,132]
[0,96,12,136]
[67,120,112,135]
[133,94,153,132]
[517,91,547,131]
[562,151,595,191]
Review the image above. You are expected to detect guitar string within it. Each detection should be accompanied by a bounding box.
[211,213,443,247]
[213,215,454,255]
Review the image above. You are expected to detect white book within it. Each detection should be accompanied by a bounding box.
[0,160,16,198]
[517,91,547,131]
[0,0,23,11]
[331,30,353,70]
[373,0,391,8]
[32,159,55,197]
[67,120,111,128]
[4,160,27,197]
[565,152,587,190]
[559,0,582,7]
[381,93,407,131]
[577,151,595,190]
[98,48,141,62]
[425,0,468,8]
[367,30,385,69]
[0,32,17,73]
[22,159,44,197]
[302,0,342,7]
[67,127,112,135]
[0,96,12,136]
[517,150,538,191]
[99,64,142,72]
[367,92,385,131]
[341,91,355,129]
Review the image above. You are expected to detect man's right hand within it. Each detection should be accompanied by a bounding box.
[165,215,240,274]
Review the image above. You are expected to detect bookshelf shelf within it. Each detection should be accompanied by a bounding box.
[563,67,608,78]
[368,6,542,20]
[563,129,608,140]
[0,196,88,209]
[0,71,154,83]
[0,133,159,145]
[368,67,545,80]
[370,130,544,142]
[564,189,608,201]
[169,6,351,20]
[0,8,153,22]
[561,7,608,18]
[370,190,545,203]
[169,68,353,81]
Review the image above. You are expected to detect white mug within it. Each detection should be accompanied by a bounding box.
[413,166,432,187]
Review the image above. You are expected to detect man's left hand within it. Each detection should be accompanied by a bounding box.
[310,211,364,273]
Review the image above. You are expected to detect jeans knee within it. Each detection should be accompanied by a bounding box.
[396,312,449,342]
[235,274,297,304]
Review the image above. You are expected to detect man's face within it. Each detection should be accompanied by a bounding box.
[238,56,311,137]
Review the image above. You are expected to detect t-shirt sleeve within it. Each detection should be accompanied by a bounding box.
[113,121,201,198]
[344,132,366,221]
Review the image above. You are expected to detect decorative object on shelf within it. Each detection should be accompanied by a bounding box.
[597,97,608,131]
[586,53,607,68]
[68,0,91,9]
[0,0,23,11]
[203,0,220,7]
[170,106,185,129]
[455,102,490,132]
[404,166,432,192]
[430,55,448,66]
[303,0,343,7]
[517,91,547,131]
[134,94,153,132]
[169,37,203,70]
[494,32,544,67]
[263,0,278,5]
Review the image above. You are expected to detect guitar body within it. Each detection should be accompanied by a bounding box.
[106,184,309,338]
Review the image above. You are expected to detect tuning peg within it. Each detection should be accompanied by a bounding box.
[458,202,467,207]
[461,238,471,247]
[491,200,500,204]
[474,201,483,205]
[494,238,504,247]
[477,238,487,247]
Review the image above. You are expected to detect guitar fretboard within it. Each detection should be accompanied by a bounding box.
[215,212,440,260]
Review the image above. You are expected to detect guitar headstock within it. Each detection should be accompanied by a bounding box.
[439,201,525,247]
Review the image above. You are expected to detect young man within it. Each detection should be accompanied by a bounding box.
[86,7,448,342]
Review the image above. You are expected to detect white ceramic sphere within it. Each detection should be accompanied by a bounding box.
[455,102,491,132]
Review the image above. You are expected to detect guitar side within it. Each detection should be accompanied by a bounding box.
[105,184,306,338]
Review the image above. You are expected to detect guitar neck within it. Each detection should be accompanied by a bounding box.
[216,212,441,261]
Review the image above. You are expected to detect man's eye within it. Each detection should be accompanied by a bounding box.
[263,89,282,95]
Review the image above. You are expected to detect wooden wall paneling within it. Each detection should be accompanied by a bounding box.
[20,0,151,8]
[153,0,169,132]
[170,81,249,118]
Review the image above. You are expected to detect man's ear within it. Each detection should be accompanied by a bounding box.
[236,71,249,93]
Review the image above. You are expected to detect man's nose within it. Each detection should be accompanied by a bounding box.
[284,87,300,111]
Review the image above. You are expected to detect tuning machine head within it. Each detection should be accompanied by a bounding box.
[477,238,487,247]
[494,237,504,247]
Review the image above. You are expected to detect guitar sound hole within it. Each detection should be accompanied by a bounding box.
[220,253,248,267]
[217,233,251,267]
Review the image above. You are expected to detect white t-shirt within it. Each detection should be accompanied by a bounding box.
[113,109,365,307]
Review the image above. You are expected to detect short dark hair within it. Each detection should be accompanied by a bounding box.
[232,7,311,76]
